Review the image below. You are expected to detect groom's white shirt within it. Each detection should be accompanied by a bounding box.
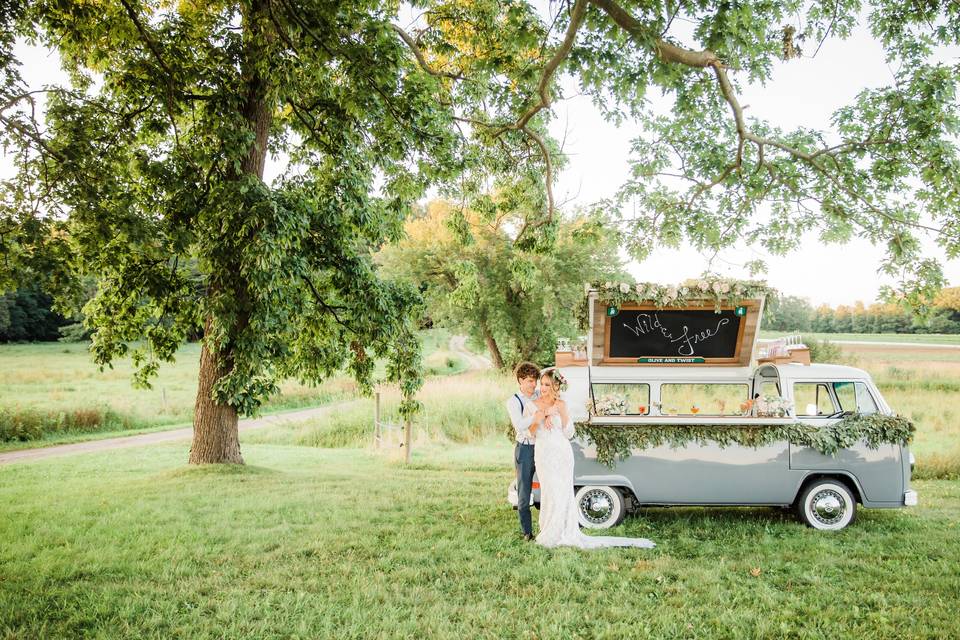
[507,390,540,445]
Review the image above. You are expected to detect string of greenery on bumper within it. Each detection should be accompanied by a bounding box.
[575,414,916,467]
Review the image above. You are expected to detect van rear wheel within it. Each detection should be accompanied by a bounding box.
[796,480,856,530]
[576,485,626,529]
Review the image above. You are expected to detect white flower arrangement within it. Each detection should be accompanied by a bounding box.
[592,394,629,416]
[578,277,773,331]
[754,395,794,418]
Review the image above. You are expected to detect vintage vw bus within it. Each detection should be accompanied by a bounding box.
[509,283,916,531]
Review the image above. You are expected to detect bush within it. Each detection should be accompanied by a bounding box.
[57,322,92,342]
[806,338,842,363]
[914,450,960,480]
[0,407,133,442]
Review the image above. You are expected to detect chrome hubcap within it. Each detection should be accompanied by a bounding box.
[579,489,613,524]
[811,489,846,525]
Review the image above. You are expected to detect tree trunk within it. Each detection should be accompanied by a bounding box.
[480,320,505,370]
[519,334,541,364]
[189,322,243,464]
[188,0,273,464]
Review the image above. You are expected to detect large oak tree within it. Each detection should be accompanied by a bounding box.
[2,0,959,463]
[1,1,459,463]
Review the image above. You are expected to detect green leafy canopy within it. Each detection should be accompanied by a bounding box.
[377,198,628,369]
[1,1,464,416]
[3,0,960,420]
[403,0,960,307]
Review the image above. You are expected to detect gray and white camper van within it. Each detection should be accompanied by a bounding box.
[508,287,916,531]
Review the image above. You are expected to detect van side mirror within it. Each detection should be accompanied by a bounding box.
[805,403,818,416]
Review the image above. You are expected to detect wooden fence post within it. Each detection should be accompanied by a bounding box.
[404,416,412,463]
[373,390,381,448]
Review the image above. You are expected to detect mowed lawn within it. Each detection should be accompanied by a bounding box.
[1,442,958,639]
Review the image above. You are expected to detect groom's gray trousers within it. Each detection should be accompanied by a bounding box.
[515,442,536,535]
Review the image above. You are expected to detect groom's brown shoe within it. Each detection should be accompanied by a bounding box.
[522,533,534,542]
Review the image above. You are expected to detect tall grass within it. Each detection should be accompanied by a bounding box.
[0,329,464,445]
[248,362,960,479]
[245,372,515,449]
[0,406,135,442]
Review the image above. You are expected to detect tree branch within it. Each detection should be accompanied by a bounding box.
[391,24,463,79]
[117,0,176,80]
[592,0,952,240]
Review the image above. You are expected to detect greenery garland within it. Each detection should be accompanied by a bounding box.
[576,277,774,331]
[575,414,916,467]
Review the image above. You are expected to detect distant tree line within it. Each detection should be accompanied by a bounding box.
[763,289,960,335]
[7,282,960,343]
[0,287,70,342]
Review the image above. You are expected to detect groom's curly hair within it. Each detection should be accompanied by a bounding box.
[514,361,540,381]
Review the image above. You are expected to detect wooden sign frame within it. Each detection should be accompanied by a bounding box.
[600,300,762,366]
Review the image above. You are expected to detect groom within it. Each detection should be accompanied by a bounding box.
[508,362,544,541]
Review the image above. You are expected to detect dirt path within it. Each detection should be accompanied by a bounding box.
[449,334,492,370]
[0,401,354,467]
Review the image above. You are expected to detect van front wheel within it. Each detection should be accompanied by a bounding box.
[576,485,626,529]
[796,480,856,530]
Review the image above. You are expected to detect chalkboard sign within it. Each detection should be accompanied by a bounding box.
[607,308,743,361]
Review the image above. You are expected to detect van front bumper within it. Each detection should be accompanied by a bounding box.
[904,490,918,507]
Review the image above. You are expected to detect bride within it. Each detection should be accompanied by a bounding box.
[531,367,655,549]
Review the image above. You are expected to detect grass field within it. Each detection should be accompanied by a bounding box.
[0,443,957,639]
[759,330,960,345]
[3,331,960,478]
[0,329,469,449]
[3,335,960,637]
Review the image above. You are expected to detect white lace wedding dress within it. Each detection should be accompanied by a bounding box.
[534,410,655,549]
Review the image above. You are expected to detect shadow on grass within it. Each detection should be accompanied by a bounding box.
[629,503,916,531]
[399,462,510,473]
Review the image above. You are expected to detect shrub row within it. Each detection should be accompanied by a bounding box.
[0,407,135,442]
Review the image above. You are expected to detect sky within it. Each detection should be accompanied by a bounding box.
[3,17,959,307]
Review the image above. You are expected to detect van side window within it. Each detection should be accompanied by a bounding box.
[758,380,781,397]
[591,383,651,415]
[794,383,836,416]
[659,384,748,416]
